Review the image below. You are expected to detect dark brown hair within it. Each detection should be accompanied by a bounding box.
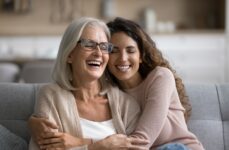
[107,17,192,121]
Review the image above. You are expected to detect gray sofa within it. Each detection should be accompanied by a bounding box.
[0,83,228,150]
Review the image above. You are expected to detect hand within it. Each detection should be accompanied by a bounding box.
[38,131,88,150]
[89,134,149,150]
[28,116,58,142]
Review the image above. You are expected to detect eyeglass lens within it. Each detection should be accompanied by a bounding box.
[78,39,113,53]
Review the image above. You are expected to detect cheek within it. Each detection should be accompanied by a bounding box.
[134,53,142,63]
[108,56,115,66]
[107,61,113,69]
[103,54,109,64]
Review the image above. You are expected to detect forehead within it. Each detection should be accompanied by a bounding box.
[111,32,137,46]
[81,25,108,41]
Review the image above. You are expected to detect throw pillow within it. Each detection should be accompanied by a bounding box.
[0,124,28,150]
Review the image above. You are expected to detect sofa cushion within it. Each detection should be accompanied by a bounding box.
[0,124,28,150]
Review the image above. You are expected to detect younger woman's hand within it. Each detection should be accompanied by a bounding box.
[89,134,149,150]
[38,131,91,149]
[28,116,58,143]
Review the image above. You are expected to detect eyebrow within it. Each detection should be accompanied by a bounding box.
[126,45,136,49]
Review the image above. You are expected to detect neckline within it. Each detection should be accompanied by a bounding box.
[79,117,113,124]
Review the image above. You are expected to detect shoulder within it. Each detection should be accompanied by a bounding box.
[39,83,67,95]
[146,67,175,83]
[38,83,73,102]
[142,67,176,92]
[36,83,74,111]
[149,66,174,79]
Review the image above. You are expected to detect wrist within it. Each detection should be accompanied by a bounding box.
[82,138,93,145]
[88,140,106,150]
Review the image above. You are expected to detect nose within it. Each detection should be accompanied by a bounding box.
[119,51,128,61]
[93,45,103,56]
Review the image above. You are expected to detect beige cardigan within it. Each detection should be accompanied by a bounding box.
[29,83,140,150]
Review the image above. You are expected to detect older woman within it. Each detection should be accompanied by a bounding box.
[29,17,147,150]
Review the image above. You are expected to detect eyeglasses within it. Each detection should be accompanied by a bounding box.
[77,39,113,54]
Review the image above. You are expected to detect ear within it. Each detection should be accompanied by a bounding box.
[67,53,73,64]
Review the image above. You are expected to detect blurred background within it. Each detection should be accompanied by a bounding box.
[0,0,228,84]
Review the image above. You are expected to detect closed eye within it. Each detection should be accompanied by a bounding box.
[126,46,137,53]
[110,47,119,53]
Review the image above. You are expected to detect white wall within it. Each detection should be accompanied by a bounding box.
[0,36,61,60]
[153,33,226,84]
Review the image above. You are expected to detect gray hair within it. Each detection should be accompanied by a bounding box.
[52,17,111,91]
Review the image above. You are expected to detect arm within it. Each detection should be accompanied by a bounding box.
[105,87,149,149]
[39,133,147,150]
[130,69,176,147]
[28,116,92,148]
[30,117,148,150]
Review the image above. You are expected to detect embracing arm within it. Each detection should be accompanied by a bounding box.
[29,117,148,150]
[28,116,92,148]
[130,68,176,148]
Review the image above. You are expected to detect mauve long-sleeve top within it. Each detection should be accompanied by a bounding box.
[127,66,205,150]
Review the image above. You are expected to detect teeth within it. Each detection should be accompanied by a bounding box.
[117,65,130,72]
[87,61,101,66]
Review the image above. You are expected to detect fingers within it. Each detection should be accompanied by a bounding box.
[46,148,63,150]
[127,145,148,150]
[119,144,148,150]
[129,137,149,145]
[43,119,59,129]
[40,142,63,149]
[38,137,62,145]
[38,134,64,150]
[122,137,149,150]
[41,131,63,139]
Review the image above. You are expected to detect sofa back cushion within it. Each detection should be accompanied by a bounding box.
[0,83,38,142]
[0,83,228,150]
[185,83,226,150]
[217,84,229,150]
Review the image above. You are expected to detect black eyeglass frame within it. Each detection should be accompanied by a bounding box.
[77,39,113,53]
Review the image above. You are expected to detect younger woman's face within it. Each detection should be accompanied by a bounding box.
[108,32,142,88]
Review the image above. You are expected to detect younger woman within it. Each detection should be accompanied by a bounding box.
[106,17,204,150]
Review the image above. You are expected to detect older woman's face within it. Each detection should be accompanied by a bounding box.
[67,25,109,82]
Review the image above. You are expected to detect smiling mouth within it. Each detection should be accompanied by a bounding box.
[87,60,102,67]
[116,65,130,72]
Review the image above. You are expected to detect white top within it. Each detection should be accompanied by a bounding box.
[80,118,116,141]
